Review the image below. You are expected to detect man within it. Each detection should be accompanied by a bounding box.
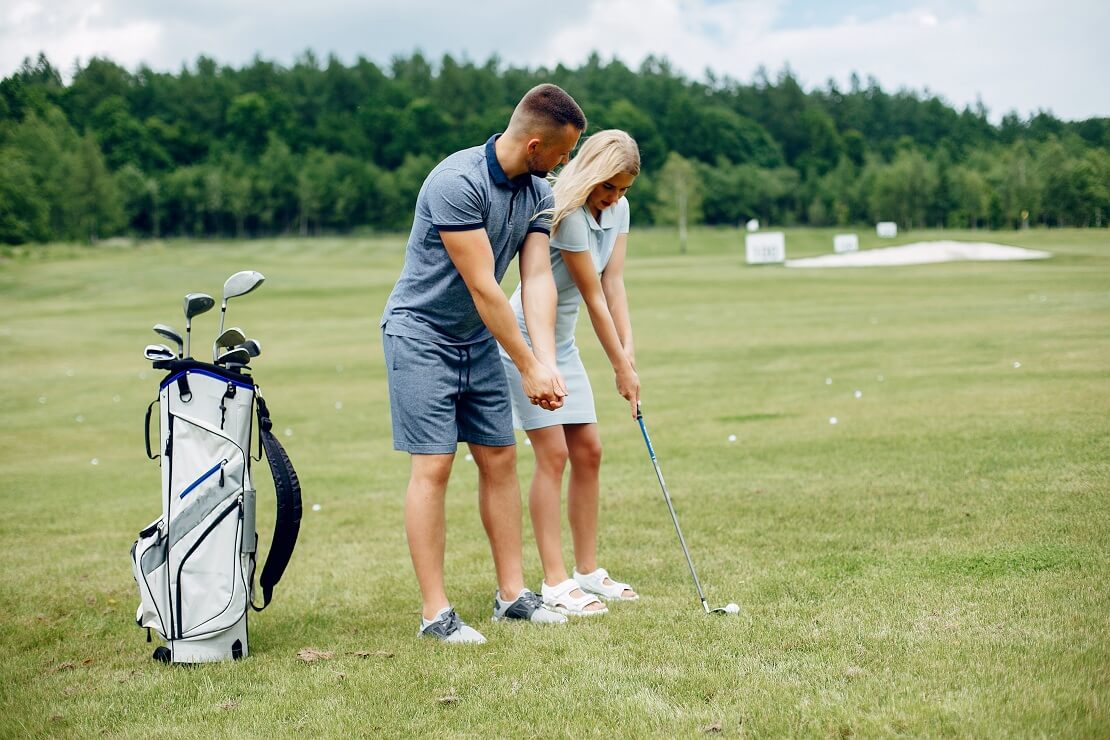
[380,84,586,643]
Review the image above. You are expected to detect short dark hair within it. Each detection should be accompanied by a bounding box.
[514,84,587,131]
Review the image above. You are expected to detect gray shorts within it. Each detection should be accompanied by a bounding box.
[383,332,516,454]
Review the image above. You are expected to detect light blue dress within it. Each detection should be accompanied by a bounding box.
[499,197,630,430]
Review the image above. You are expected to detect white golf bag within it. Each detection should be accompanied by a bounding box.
[131,359,301,664]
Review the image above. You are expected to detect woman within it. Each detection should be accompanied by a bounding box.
[500,129,641,616]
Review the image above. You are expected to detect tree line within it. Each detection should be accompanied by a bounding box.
[1,51,1107,244]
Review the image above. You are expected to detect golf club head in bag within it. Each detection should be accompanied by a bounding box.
[237,338,262,358]
[182,293,215,359]
[634,403,740,616]
[219,271,265,338]
[153,324,183,359]
[213,327,247,363]
[144,344,176,363]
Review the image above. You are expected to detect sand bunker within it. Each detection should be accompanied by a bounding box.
[784,240,1051,268]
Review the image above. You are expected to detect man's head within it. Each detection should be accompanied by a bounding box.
[505,84,587,177]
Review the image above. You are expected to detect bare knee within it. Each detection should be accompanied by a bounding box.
[568,436,602,472]
[535,438,569,478]
[410,454,453,490]
[471,444,517,482]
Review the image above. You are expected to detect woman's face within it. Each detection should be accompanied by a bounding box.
[586,172,636,214]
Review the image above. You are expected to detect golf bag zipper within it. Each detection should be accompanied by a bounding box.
[179,459,229,500]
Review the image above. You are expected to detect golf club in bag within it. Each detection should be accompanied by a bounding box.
[635,404,739,616]
[131,275,301,664]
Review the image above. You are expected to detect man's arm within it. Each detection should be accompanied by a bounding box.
[440,228,564,409]
[517,231,565,393]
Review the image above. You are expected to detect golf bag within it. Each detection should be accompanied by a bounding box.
[131,359,301,664]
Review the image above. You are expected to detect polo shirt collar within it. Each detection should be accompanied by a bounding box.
[486,134,532,189]
[585,204,618,231]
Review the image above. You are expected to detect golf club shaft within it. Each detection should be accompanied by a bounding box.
[636,410,710,612]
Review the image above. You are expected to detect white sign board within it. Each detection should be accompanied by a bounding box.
[876,221,898,238]
[745,231,785,264]
[745,218,760,232]
[833,234,859,253]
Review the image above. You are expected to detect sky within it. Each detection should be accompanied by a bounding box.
[1,0,1107,122]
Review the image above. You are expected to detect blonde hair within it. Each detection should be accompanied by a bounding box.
[549,129,640,234]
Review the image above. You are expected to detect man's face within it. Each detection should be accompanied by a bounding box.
[525,123,582,177]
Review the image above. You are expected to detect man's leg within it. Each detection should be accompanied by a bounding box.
[405,453,455,621]
[469,443,526,600]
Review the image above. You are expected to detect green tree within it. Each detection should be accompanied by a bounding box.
[652,153,703,252]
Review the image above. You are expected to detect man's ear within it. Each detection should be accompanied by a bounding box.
[526,138,542,153]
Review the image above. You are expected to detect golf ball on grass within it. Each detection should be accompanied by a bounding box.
[724,603,740,614]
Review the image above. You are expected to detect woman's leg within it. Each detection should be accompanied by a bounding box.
[525,425,570,585]
[527,424,606,611]
[565,423,636,598]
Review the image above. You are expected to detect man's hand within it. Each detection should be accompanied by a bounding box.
[521,360,567,410]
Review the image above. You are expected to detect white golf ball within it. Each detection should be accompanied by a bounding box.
[1013,361,1021,369]
[284,427,294,437]
[90,458,99,466]
[854,390,862,399]
[724,603,740,614]
[465,453,474,462]
[727,434,737,442]
[829,416,838,425]
[311,503,321,512]
[825,377,833,385]
[335,401,343,410]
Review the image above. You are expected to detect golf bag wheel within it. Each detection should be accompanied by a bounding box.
[152,646,171,663]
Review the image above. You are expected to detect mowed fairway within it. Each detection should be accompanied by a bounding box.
[1,228,1107,737]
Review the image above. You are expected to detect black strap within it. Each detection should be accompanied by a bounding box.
[251,394,302,610]
[144,400,158,460]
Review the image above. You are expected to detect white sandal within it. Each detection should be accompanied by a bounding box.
[574,568,639,601]
[540,579,608,617]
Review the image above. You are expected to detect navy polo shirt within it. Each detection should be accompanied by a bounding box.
[380,135,554,345]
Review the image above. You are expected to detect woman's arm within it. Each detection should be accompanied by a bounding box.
[562,245,639,417]
[600,233,635,369]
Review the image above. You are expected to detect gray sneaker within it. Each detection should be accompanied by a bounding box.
[418,607,487,644]
[492,589,568,624]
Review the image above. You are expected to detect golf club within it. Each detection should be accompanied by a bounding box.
[218,271,265,339]
[237,338,262,358]
[212,326,247,362]
[182,293,215,359]
[215,347,251,367]
[153,323,184,359]
[635,403,740,616]
[144,343,176,362]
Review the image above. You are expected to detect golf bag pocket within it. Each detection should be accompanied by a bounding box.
[132,518,170,637]
[172,495,248,638]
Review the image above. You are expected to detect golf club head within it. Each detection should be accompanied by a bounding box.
[219,271,265,336]
[216,347,251,366]
[182,292,215,358]
[213,326,247,362]
[222,271,265,305]
[144,343,176,362]
[708,602,741,616]
[153,323,183,358]
[237,338,262,358]
[183,293,216,320]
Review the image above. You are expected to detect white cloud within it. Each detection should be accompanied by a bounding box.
[532,0,1109,120]
[0,0,1105,120]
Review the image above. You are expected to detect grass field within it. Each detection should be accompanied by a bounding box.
[1,227,1108,737]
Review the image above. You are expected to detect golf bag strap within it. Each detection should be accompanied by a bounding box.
[252,394,302,610]
[144,400,158,460]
